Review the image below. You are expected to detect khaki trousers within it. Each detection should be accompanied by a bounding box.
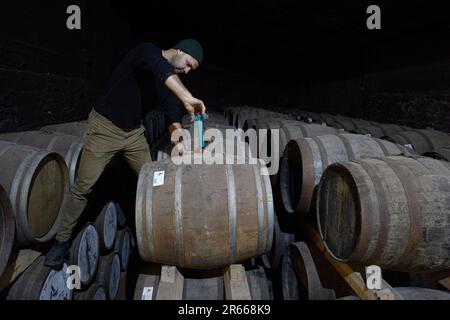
[56,108,151,241]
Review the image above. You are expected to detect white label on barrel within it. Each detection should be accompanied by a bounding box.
[142,287,154,300]
[153,171,165,187]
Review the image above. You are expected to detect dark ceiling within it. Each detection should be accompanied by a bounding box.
[109,0,450,83]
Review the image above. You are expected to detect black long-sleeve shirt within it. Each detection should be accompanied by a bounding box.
[94,42,184,129]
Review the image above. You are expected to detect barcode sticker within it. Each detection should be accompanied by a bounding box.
[142,287,154,300]
[153,171,165,187]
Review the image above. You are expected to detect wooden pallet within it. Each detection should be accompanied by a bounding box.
[430,270,450,291]
[297,216,402,300]
[134,264,259,300]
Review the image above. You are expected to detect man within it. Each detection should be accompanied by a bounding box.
[44,39,206,268]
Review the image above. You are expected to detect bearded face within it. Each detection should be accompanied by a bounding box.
[170,50,199,74]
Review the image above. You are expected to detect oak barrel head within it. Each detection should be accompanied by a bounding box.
[69,223,100,286]
[0,184,15,279]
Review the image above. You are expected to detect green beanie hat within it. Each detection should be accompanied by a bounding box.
[174,39,204,65]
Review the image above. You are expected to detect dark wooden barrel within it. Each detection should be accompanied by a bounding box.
[145,110,165,144]
[356,123,411,138]
[394,287,450,300]
[385,129,450,155]
[269,214,296,271]
[328,116,374,133]
[278,123,341,155]
[424,146,450,162]
[94,201,118,253]
[40,121,87,138]
[73,284,106,300]
[289,242,336,300]
[243,118,300,132]
[280,134,408,214]
[246,266,273,300]
[0,141,69,245]
[114,227,132,271]
[249,120,340,163]
[317,156,450,272]
[136,155,274,269]
[115,202,127,228]
[327,116,359,132]
[69,223,100,286]
[154,112,164,138]
[7,256,73,300]
[95,252,121,300]
[280,247,300,300]
[303,112,322,124]
[318,113,339,126]
[0,131,84,186]
[156,147,172,161]
[278,110,306,122]
[115,271,129,300]
[348,118,373,129]
[242,118,260,131]
[338,287,450,300]
[277,110,320,124]
[0,184,15,279]
[280,122,340,141]
[233,110,287,129]
[144,111,157,144]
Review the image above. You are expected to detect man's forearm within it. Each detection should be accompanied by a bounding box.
[165,74,193,103]
[165,74,206,122]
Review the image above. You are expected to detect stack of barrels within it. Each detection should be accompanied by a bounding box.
[2,105,450,300]
[0,119,136,300]
[0,138,70,282]
[71,201,134,300]
[5,201,134,300]
[144,109,166,145]
[0,120,92,292]
[223,105,450,300]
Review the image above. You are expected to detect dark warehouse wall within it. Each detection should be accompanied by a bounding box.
[0,0,291,133]
[0,0,135,132]
[0,1,449,133]
[297,29,450,132]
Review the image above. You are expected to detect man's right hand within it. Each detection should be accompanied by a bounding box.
[183,97,206,122]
